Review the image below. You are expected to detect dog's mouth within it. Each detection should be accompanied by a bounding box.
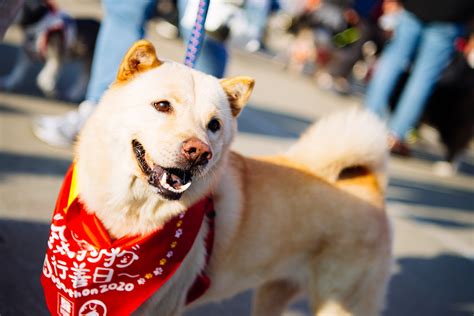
[132,139,192,200]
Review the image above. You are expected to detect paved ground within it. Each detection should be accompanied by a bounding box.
[1,2,473,315]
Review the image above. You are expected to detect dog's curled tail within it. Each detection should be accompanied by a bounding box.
[285,108,388,189]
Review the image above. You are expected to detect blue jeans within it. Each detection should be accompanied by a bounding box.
[85,0,155,102]
[178,0,228,78]
[245,0,271,42]
[365,10,461,139]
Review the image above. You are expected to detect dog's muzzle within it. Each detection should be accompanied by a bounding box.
[132,139,193,200]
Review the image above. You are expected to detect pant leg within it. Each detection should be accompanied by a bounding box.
[245,0,271,42]
[389,21,462,139]
[85,0,156,102]
[194,37,228,78]
[365,11,422,118]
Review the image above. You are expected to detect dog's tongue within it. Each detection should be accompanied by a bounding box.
[168,173,187,189]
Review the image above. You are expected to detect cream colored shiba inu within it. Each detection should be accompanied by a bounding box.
[75,40,391,315]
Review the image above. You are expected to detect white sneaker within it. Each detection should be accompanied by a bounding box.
[32,100,96,147]
[245,39,261,53]
[433,160,459,177]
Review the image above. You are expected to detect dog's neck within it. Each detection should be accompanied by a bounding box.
[88,194,189,239]
[75,152,227,240]
[77,176,216,239]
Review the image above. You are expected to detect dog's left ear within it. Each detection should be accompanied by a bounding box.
[220,76,255,117]
[116,40,162,83]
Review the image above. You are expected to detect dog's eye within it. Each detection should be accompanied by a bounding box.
[207,118,221,133]
[151,100,172,113]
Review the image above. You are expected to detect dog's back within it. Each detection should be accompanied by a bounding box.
[285,109,391,315]
[203,109,391,316]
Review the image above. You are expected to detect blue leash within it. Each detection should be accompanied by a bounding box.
[184,0,210,68]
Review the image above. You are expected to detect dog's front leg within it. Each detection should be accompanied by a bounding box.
[134,222,209,316]
[135,304,183,316]
[0,49,31,90]
[133,283,186,316]
[252,280,300,316]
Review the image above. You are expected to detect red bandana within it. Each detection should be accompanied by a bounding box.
[41,165,214,316]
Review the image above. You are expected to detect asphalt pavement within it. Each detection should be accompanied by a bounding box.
[0,2,473,315]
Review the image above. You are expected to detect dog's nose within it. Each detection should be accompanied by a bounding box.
[182,138,213,165]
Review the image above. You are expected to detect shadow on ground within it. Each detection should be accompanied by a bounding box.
[0,219,49,316]
[387,177,474,229]
[1,218,473,316]
[388,177,474,213]
[410,147,474,177]
[0,101,29,115]
[0,151,71,180]
[385,255,474,316]
[237,104,313,139]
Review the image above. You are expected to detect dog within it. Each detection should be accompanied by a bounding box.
[41,40,392,316]
[0,0,99,101]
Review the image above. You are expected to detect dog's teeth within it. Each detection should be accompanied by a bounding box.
[166,181,192,193]
[157,171,192,194]
[161,179,175,192]
[176,181,191,193]
[160,173,168,187]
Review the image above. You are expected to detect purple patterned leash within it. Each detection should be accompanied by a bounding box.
[184,0,210,68]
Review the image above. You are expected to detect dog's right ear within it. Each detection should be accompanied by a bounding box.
[116,40,162,83]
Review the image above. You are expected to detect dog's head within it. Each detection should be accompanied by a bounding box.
[76,40,253,214]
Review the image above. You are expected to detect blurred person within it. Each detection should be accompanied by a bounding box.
[287,27,316,73]
[318,2,376,94]
[34,0,229,147]
[288,0,380,94]
[288,0,354,80]
[377,0,402,33]
[243,0,273,52]
[365,0,474,156]
[388,26,474,175]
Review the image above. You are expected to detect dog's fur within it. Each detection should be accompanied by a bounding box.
[75,40,392,316]
[0,1,99,101]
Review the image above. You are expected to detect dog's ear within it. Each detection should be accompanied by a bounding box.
[220,76,255,117]
[116,40,162,83]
